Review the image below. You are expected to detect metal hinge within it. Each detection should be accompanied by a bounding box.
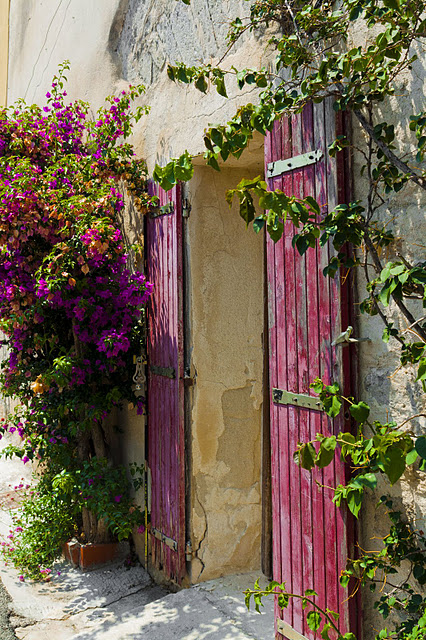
[267,149,323,179]
[277,619,309,640]
[272,388,323,411]
[185,540,193,561]
[149,201,175,218]
[150,526,178,552]
[182,197,191,218]
[150,364,176,379]
[146,462,151,514]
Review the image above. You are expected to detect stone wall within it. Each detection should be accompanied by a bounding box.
[348,23,426,637]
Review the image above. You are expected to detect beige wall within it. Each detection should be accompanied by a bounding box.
[186,164,264,581]
[0,0,8,106]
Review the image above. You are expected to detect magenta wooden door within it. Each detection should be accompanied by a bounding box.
[146,183,186,585]
[266,101,355,639]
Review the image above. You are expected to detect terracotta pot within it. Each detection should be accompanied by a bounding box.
[79,542,119,570]
[62,539,121,570]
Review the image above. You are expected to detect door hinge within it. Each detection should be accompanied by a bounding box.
[150,364,176,379]
[267,149,323,179]
[146,463,151,514]
[149,201,175,218]
[185,540,193,561]
[277,619,309,640]
[182,197,191,218]
[150,526,178,552]
[272,388,323,411]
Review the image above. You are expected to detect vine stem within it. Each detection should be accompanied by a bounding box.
[353,109,426,191]
[363,233,426,342]
[245,588,344,637]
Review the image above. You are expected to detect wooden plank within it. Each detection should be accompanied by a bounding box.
[146,182,186,584]
[324,97,349,627]
[278,113,296,633]
[287,110,305,636]
[312,100,329,620]
[265,119,286,639]
[299,103,316,633]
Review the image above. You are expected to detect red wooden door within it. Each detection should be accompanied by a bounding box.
[146,183,186,584]
[266,101,355,639]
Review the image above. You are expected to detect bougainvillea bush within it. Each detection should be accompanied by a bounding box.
[0,62,153,580]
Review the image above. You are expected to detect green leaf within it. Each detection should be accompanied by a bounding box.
[321,623,332,640]
[174,152,194,182]
[304,195,320,216]
[323,394,342,418]
[316,436,337,468]
[415,436,426,460]
[239,194,255,226]
[346,489,363,517]
[383,0,400,10]
[267,219,284,243]
[383,447,406,485]
[297,442,317,471]
[253,216,265,233]
[351,473,377,490]
[416,358,426,381]
[406,448,418,465]
[349,401,370,423]
[306,610,322,632]
[214,76,228,98]
[195,74,208,93]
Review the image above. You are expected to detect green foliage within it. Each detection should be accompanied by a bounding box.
[1,460,144,580]
[245,580,355,640]
[295,379,420,517]
[167,1,426,638]
[341,500,426,638]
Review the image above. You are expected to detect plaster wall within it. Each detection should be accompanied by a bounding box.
[0,0,9,106]
[348,23,426,638]
[186,164,264,582]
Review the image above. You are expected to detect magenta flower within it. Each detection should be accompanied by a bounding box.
[114,495,122,503]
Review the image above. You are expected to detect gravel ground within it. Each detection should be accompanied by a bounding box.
[0,576,17,640]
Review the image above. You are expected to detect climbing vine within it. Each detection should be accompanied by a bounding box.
[0,62,153,580]
[163,1,426,638]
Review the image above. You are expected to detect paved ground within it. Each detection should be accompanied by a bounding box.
[1,559,274,640]
[0,575,17,639]
[0,435,274,640]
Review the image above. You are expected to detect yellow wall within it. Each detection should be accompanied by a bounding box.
[0,0,9,105]
[187,163,265,582]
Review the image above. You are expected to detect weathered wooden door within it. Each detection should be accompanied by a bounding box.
[266,101,355,639]
[146,183,186,584]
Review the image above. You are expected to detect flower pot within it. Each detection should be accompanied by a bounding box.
[63,539,129,570]
[79,542,120,570]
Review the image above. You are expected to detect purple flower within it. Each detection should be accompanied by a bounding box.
[114,495,122,503]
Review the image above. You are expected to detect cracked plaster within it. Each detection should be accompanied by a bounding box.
[187,165,264,582]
